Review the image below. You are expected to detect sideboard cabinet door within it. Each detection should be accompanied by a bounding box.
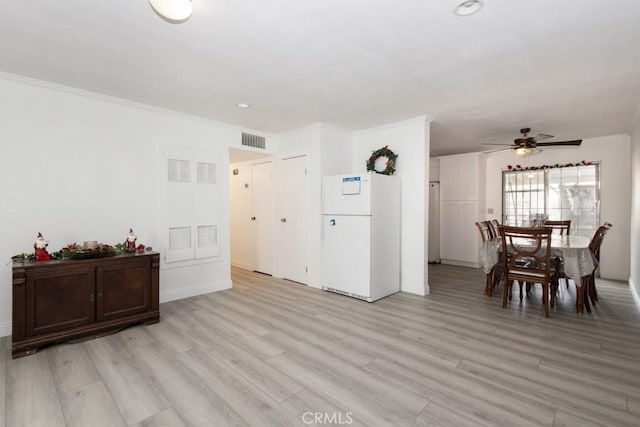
[96,259,151,321]
[26,266,95,336]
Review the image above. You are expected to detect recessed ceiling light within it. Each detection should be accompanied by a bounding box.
[454,0,484,16]
[236,103,251,108]
[149,0,193,23]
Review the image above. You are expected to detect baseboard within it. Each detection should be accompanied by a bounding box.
[629,278,640,312]
[231,260,252,271]
[401,287,427,297]
[0,321,11,338]
[440,259,481,269]
[160,279,232,303]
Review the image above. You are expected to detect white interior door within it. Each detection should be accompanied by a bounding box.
[251,161,273,275]
[279,155,308,284]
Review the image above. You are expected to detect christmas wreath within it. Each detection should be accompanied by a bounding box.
[366,145,398,175]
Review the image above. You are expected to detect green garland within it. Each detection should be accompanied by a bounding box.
[12,242,153,262]
[506,160,593,171]
[366,145,398,175]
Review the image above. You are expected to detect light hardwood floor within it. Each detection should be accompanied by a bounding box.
[3,264,640,426]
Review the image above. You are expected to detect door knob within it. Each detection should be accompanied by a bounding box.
[281,218,287,223]
[251,217,256,221]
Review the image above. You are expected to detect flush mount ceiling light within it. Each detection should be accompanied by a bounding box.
[236,103,251,108]
[454,0,484,16]
[149,0,192,23]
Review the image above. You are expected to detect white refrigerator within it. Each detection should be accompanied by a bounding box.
[321,172,400,302]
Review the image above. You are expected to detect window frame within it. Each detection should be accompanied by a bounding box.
[501,163,601,238]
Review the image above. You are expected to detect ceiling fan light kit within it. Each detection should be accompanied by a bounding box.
[454,0,484,16]
[149,0,192,23]
[515,146,542,156]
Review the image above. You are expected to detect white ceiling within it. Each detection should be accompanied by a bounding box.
[1,0,639,156]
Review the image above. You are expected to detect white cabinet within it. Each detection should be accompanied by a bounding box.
[459,156,479,201]
[440,200,479,264]
[439,201,458,260]
[439,158,459,201]
[440,155,479,201]
[438,152,485,267]
[459,201,481,262]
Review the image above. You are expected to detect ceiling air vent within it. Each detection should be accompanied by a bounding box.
[241,132,266,149]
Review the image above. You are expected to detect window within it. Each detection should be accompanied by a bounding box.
[502,164,600,238]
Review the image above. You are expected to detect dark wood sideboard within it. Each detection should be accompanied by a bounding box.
[12,251,159,358]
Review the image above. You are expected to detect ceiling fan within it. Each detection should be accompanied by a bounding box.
[483,128,582,156]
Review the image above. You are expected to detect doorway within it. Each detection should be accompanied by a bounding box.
[229,148,272,273]
[229,149,309,285]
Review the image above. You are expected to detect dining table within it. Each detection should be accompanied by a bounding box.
[480,234,596,314]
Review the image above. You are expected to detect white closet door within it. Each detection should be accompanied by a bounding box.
[194,151,220,259]
[279,155,308,284]
[165,150,195,263]
[251,161,273,275]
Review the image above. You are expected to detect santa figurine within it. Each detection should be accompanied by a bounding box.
[34,232,51,261]
[126,228,137,250]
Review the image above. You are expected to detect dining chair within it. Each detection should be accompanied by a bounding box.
[543,220,571,235]
[499,225,559,318]
[586,222,612,306]
[476,221,498,296]
[475,221,492,242]
[490,219,501,237]
[543,220,571,290]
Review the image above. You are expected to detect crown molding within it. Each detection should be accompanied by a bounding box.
[0,71,275,138]
[354,115,431,137]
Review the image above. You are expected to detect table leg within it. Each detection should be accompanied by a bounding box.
[575,277,588,315]
[582,276,592,314]
[485,271,493,297]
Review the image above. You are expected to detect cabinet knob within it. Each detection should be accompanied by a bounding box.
[281,218,287,223]
[251,216,256,221]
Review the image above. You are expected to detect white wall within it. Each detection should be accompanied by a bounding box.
[484,135,632,281]
[0,74,263,336]
[353,117,430,295]
[320,125,354,176]
[629,105,640,308]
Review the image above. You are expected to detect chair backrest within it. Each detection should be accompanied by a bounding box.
[490,219,501,237]
[544,220,571,236]
[499,226,553,284]
[589,222,612,262]
[475,221,492,242]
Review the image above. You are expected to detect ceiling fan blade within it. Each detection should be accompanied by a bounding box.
[480,143,514,146]
[482,146,513,154]
[532,133,554,142]
[536,139,582,147]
